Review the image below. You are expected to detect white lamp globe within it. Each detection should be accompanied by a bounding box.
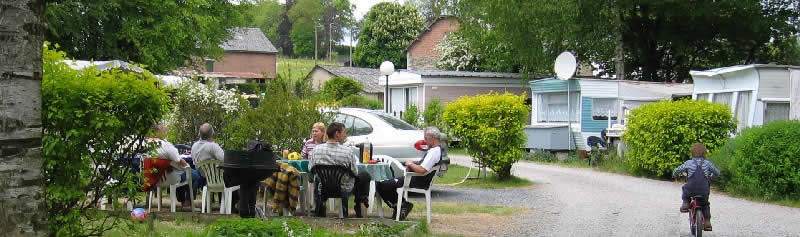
[380,61,395,76]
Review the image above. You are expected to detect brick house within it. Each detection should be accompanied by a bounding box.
[193,27,278,84]
[406,16,461,70]
[306,65,383,101]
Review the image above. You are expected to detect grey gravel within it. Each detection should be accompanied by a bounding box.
[439,155,800,237]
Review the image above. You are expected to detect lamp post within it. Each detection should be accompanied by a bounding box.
[380,61,395,113]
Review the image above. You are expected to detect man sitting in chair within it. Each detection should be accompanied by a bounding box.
[376,127,444,221]
[309,122,372,217]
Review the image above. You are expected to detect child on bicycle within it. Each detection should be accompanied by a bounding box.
[672,143,720,231]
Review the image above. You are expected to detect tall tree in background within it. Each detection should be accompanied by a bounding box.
[456,0,800,82]
[278,0,296,56]
[45,0,249,74]
[248,0,284,46]
[407,0,459,24]
[353,2,424,68]
[0,0,47,236]
[289,0,354,58]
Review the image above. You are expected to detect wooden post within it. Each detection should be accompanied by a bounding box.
[0,0,47,236]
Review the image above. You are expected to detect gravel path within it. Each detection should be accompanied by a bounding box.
[443,154,800,237]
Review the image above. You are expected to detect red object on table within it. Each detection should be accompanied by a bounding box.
[414,140,429,151]
[367,160,378,164]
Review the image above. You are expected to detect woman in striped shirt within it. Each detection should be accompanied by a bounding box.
[301,122,327,159]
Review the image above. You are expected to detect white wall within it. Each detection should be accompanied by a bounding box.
[579,80,618,98]
[790,69,800,119]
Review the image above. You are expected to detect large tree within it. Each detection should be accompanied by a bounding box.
[353,2,424,68]
[45,0,249,74]
[248,0,284,46]
[456,0,800,82]
[406,0,460,24]
[0,0,47,236]
[288,0,354,58]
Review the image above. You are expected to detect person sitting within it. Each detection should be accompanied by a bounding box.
[191,123,233,212]
[376,127,444,221]
[149,123,203,211]
[309,122,371,217]
[672,143,720,231]
[301,122,327,159]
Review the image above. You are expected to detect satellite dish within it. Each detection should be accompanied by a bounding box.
[554,51,577,80]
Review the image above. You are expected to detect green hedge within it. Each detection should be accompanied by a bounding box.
[340,94,383,110]
[403,104,420,127]
[322,77,362,100]
[442,92,529,179]
[712,120,800,200]
[622,100,736,177]
[42,44,170,236]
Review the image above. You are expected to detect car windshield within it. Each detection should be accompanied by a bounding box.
[372,112,418,130]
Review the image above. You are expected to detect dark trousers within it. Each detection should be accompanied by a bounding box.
[376,178,406,207]
[177,169,205,203]
[682,185,712,220]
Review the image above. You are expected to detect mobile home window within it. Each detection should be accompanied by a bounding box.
[592,98,618,120]
[764,102,790,124]
[712,92,733,108]
[537,92,579,122]
[696,93,709,101]
[734,91,751,132]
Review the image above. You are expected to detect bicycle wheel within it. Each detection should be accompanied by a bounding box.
[694,209,704,237]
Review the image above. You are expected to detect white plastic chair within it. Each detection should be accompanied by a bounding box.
[395,164,440,224]
[147,168,192,213]
[196,160,240,214]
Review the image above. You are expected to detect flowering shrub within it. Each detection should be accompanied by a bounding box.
[436,33,480,71]
[166,79,249,145]
[442,92,529,179]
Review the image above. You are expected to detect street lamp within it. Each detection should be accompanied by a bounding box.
[379,61,395,113]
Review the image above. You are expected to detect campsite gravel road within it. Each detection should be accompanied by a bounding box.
[442,155,800,236]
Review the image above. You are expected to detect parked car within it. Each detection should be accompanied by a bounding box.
[329,108,449,175]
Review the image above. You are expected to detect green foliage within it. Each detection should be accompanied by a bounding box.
[442,92,529,179]
[523,149,557,163]
[223,83,268,95]
[208,218,339,236]
[714,121,800,200]
[166,80,249,146]
[222,76,332,152]
[403,104,420,127]
[622,100,736,177]
[247,0,284,45]
[353,2,425,68]
[339,95,383,109]
[322,76,363,100]
[45,0,249,73]
[456,0,800,81]
[436,164,533,189]
[288,0,355,57]
[422,98,444,127]
[42,44,170,236]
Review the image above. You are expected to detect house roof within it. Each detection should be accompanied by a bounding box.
[315,65,382,93]
[689,64,800,77]
[221,27,278,53]
[399,69,522,79]
[406,16,459,51]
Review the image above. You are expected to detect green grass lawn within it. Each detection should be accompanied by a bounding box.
[278,57,341,81]
[436,164,533,189]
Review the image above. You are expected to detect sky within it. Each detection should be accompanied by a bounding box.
[351,0,404,20]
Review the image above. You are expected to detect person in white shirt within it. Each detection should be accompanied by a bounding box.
[191,123,234,211]
[376,127,444,221]
[150,123,202,210]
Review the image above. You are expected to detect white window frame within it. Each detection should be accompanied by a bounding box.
[591,98,619,121]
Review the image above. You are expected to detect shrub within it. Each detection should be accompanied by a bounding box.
[221,76,333,152]
[166,79,249,146]
[42,44,170,236]
[423,98,444,127]
[403,104,420,127]
[223,82,267,95]
[622,100,736,177]
[322,76,362,100]
[719,121,800,200]
[340,94,383,109]
[442,92,529,179]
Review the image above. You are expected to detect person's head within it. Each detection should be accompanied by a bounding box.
[199,123,215,141]
[311,122,327,142]
[152,123,167,138]
[326,122,346,143]
[424,127,442,146]
[691,143,706,158]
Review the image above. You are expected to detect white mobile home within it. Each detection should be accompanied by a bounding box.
[690,65,800,132]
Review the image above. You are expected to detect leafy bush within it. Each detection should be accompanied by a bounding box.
[221,76,332,152]
[322,76,362,100]
[223,82,267,95]
[166,79,249,146]
[42,44,170,236]
[622,100,736,177]
[442,92,529,179]
[715,121,800,200]
[403,104,420,127]
[423,98,444,127]
[523,149,556,162]
[340,94,383,109]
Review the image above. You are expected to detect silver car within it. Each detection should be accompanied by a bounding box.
[330,108,448,174]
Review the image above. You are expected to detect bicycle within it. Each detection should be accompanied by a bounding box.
[688,195,707,237]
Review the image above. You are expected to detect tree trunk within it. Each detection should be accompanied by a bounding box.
[0,0,47,236]
[613,0,625,80]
